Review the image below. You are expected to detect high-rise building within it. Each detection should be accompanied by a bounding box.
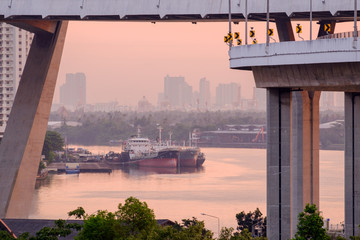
[216,83,240,108]
[199,77,211,109]
[163,75,193,108]
[0,23,33,136]
[320,91,335,110]
[253,87,266,111]
[138,96,153,112]
[59,73,86,110]
[334,92,344,110]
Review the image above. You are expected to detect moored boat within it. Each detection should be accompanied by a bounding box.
[105,128,205,168]
[130,148,179,168]
[65,163,80,174]
[178,147,199,167]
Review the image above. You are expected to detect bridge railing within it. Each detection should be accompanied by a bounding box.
[318,31,360,40]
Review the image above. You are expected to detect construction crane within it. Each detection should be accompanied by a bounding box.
[252,127,265,143]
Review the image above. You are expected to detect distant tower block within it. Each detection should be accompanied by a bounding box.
[60,72,86,110]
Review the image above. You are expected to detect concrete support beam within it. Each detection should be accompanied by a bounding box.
[267,88,292,240]
[7,20,58,34]
[251,63,360,91]
[275,17,295,42]
[344,92,360,238]
[291,91,320,235]
[0,21,68,218]
[317,20,336,38]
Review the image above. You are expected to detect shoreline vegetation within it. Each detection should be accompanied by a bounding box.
[1,197,267,240]
[1,198,358,240]
[48,110,344,150]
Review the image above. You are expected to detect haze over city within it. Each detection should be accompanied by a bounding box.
[55,21,257,105]
[55,21,355,106]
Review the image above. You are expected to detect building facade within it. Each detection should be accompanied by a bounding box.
[320,91,335,110]
[215,82,240,108]
[163,75,192,109]
[59,73,86,110]
[253,87,266,111]
[0,23,32,136]
[199,77,211,110]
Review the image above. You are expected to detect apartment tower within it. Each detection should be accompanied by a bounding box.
[0,23,32,137]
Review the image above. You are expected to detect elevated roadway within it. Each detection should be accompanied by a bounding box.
[0,0,358,21]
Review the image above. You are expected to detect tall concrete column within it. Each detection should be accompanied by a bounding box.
[344,92,360,237]
[275,17,295,42]
[0,21,68,218]
[267,88,292,240]
[291,91,320,235]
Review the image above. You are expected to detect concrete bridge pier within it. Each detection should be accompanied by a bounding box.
[0,21,67,218]
[345,92,360,237]
[267,88,292,240]
[291,91,320,234]
[267,88,320,240]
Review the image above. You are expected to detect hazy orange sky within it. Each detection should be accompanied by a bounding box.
[56,21,354,106]
[56,21,257,106]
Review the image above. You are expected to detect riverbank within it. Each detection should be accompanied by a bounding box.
[47,162,112,173]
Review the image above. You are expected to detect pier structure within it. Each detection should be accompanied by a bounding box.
[0,1,359,238]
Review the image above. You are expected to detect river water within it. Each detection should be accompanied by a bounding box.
[29,147,344,235]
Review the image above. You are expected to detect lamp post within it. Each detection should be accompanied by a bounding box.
[228,0,232,49]
[201,213,220,238]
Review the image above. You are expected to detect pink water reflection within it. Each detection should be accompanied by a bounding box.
[30,147,344,234]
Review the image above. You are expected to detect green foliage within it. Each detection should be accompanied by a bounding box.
[29,220,81,240]
[236,208,266,237]
[0,230,15,240]
[292,204,330,240]
[37,161,46,174]
[55,111,266,145]
[42,130,64,162]
[219,227,267,240]
[75,210,116,240]
[219,227,236,240]
[74,197,214,240]
[68,207,86,219]
[151,217,213,240]
[0,219,81,240]
[334,236,347,240]
[115,196,157,239]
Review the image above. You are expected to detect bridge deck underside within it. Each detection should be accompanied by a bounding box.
[0,0,360,22]
[252,62,360,91]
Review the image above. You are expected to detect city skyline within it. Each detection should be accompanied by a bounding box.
[53,21,355,107]
[54,72,258,108]
[52,70,344,112]
[54,21,256,106]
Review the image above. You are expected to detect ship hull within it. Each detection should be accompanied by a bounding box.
[133,158,177,168]
[179,148,200,167]
[179,158,197,167]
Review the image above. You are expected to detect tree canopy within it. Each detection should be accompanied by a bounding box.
[236,208,266,237]
[71,196,214,240]
[0,197,214,239]
[292,204,330,240]
[42,130,64,162]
